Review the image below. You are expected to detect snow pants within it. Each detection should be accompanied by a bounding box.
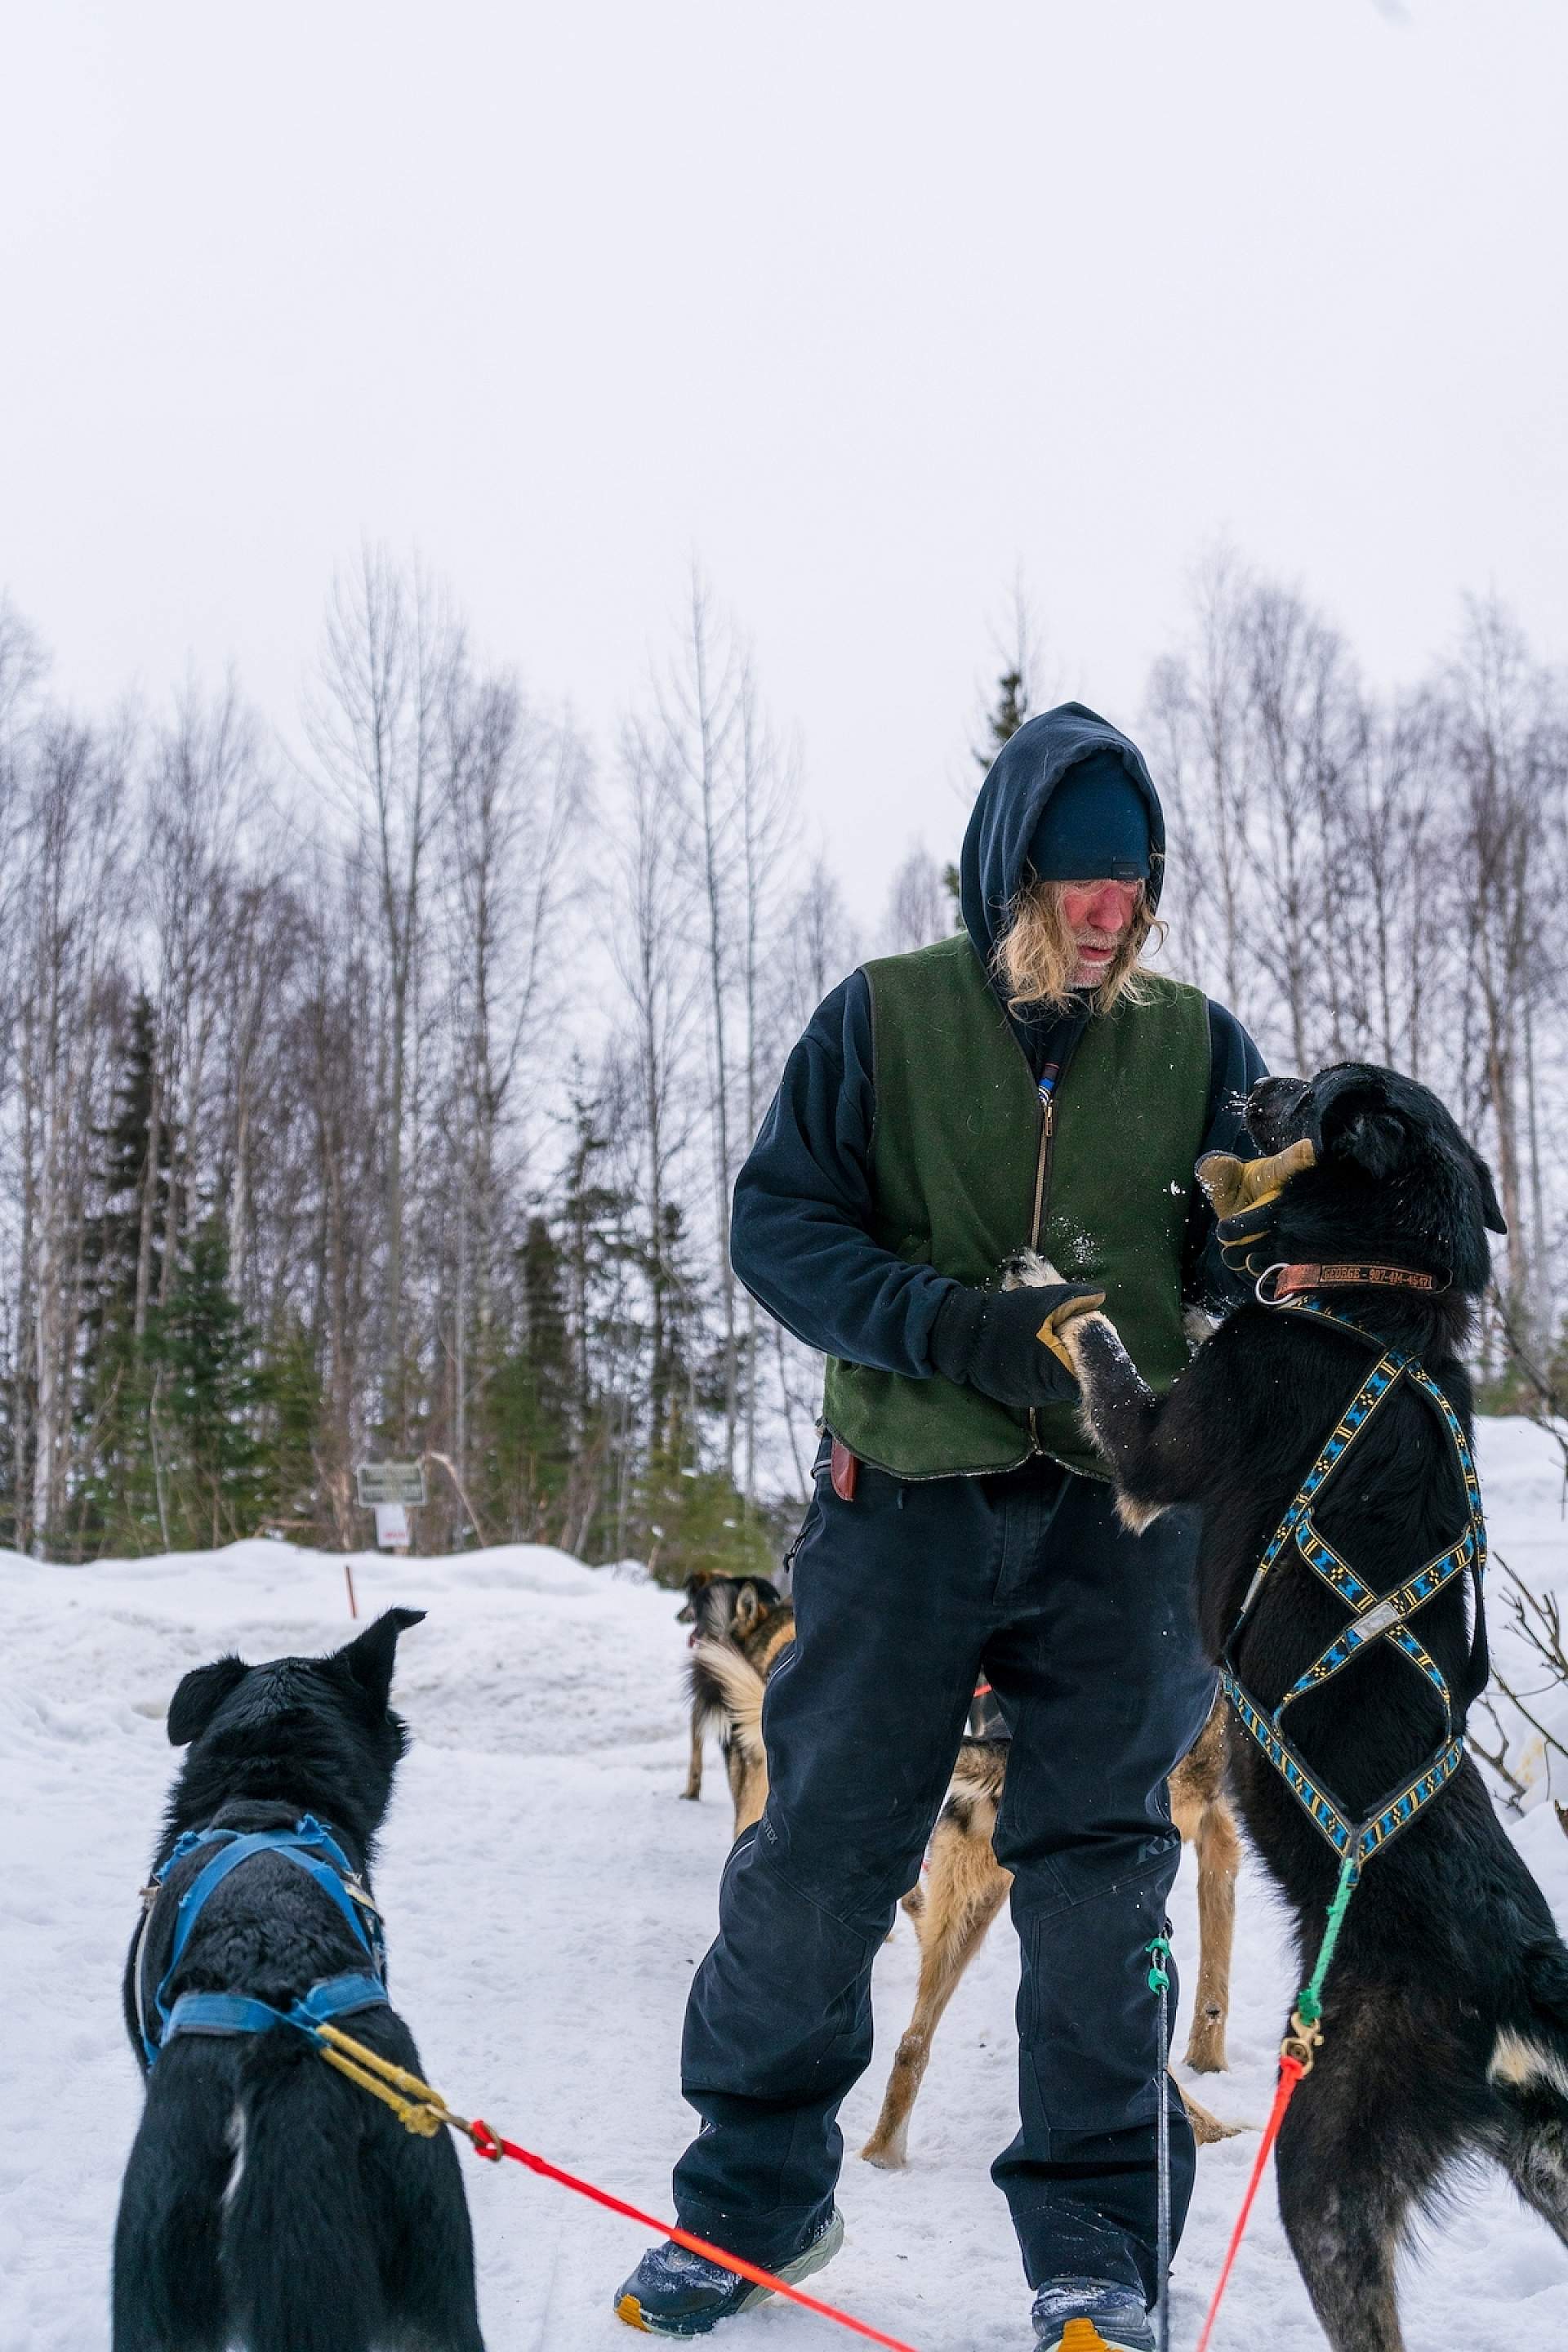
[672,1445,1216,2304]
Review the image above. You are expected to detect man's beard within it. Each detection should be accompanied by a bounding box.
[1071,934,1125,983]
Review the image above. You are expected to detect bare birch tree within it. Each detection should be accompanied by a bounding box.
[307,549,460,1440]
[612,728,702,1466]
[1443,599,1567,1327]
[137,684,265,1319]
[880,843,951,953]
[15,719,129,1549]
[439,662,584,1481]
[658,574,746,1479]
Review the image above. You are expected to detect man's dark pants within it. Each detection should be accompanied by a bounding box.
[672,1446,1216,2303]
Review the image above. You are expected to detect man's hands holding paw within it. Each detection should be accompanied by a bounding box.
[930,1281,1107,1410]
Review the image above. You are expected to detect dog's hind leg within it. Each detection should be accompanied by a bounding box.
[112,2045,233,2352]
[1273,2015,1444,2352]
[1178,2085,1245,2145]
[860,1815,1011,2170]
[367,2051,488,2350]
[1170,1715,1239,2074]
[1186,1797,1240,2073]
[223,2042,383,2352]
[1277,2135,1410,2350]
[682,1708,704,1800]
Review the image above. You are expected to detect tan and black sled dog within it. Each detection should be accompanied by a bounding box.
[684,1579,1244,2167]
[676,1571,790,1819]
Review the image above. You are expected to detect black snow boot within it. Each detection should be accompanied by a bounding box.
[614,2208,844,2336]
[1031,2275,1156,2352]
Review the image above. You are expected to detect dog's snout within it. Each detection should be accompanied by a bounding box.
[1245,1075,1311,1147]
[1249,1075,1308,1116]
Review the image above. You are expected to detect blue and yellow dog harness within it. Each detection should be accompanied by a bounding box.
[1219,1294,1489,1886]
[135,1814,389,2067]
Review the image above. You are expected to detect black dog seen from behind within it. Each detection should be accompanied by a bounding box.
[114,1606,485,2352]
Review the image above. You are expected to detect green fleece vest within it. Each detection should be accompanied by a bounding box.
[822,934,1210,1479]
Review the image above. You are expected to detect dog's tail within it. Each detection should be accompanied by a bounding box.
[949,1737,1009,1807]
[685,1645,734,1748]
[688,1638,767,1762]
[221,2034,383,2352]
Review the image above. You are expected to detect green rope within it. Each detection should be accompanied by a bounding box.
[1145,1934,1171,1994]
[1295,1855,1359,2026]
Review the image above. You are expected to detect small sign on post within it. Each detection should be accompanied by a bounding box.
[355,1462,428,1510]
[356,1461,425,1566]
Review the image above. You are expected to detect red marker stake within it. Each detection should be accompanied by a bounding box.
[345,1561,359,1619]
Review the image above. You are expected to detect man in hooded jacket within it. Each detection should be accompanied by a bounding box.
[615,706,1265,2350]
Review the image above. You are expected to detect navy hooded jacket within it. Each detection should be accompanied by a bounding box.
[732,704,1266,1379]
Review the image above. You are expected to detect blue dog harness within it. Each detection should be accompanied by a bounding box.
[136,1813,389,2068]
[1219,1294,1489,1885]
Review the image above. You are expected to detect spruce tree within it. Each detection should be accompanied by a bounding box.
[257,1316,327,1538]
[146,1218,269,1547]
[77,995,176,1552]
[81,993,170,1356]
[944,666,1036,915]
[631,1199,782,1587]
[639,1461,781,1590]
[556,1091,639,1558]
[973,666,1031,771]
[480,1215,575,1540]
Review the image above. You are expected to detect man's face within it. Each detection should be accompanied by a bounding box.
[1060,878,1142,987]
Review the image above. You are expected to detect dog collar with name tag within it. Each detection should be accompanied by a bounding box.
[1259,1261,1446,1303]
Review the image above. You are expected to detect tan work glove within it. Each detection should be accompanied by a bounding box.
[1197,1139,1317,1278]
[1034,1286,1108,1371]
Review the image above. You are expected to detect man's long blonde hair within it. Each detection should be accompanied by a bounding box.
[994,875,1165,1018]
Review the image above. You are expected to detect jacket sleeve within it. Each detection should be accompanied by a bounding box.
[729,971,954,1375]
[1183,1000,1269,1312]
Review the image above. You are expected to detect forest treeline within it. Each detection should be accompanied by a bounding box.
[2,554,1562,1571]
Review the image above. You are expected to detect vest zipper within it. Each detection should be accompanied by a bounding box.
[1028,1089,1055,1252]
[1025,1089,1057,1456]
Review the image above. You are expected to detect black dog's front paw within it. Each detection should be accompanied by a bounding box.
[1067,1317,1172,1530]
[1063,1309,1136,1392]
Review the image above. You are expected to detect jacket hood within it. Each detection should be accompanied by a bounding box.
[958,702,1166,970]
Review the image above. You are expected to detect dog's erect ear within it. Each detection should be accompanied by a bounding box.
[1326,1101,1410,1179]
[167,1655,249,1746]
[1467,1145,1508,1236]
[1344,1110,1406,1177]
[336,1606,426,1710]
[732,1584,763,1636]
[676,1572,713,1624]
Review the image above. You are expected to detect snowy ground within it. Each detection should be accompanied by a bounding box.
[3,1420,1566,2352]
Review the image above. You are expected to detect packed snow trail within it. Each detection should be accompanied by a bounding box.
[3,1421,1566,2351]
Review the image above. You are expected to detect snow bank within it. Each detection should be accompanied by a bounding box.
[2,1423,1566,2349]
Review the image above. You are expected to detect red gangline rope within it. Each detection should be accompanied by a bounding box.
[466,2119,922,2352]
[1192,2054,1306,2352]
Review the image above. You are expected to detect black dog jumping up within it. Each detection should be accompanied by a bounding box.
[1060,1063,1568,2352]
[114,1607,485,2352]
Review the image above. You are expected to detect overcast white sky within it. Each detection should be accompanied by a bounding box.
[2,2,1564,919]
